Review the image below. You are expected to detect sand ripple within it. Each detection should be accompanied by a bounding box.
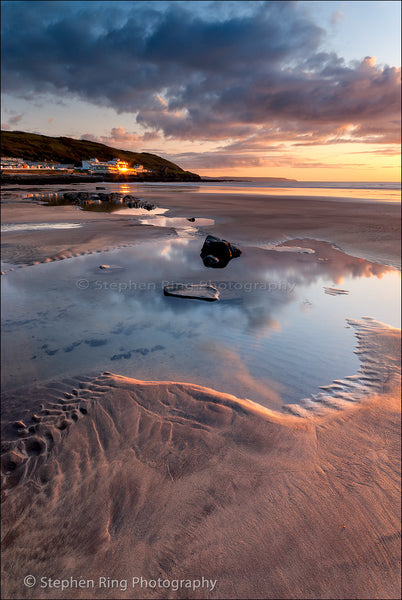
[1,319,400,599]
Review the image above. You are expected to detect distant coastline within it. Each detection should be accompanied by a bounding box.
[200,176,298,183]
[207,176,299,181]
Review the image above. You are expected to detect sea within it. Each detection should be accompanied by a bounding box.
[193,178,401,203]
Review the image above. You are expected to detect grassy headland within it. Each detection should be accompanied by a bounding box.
[1,130,200,181]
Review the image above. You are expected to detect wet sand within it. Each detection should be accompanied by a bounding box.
[1,187,401,599]
[1,196,177,265]
[1,319,400,599]
[1,187,401,267]
[152,189,401,268]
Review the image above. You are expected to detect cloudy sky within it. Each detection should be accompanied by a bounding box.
[1,1,400,180]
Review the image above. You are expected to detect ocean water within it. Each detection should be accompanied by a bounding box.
[204,179,400,189]
[164,179,401,202]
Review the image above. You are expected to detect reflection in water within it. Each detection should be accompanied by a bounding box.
[138,215,215,234]
[2,237,399,409]
[26,191,157,213]
[1,222,82,232]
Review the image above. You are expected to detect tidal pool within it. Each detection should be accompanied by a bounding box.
[2,237,400,409]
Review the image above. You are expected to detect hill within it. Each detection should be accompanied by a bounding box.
[1,130,200,179]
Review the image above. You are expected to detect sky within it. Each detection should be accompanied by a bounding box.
[1,0,401,181]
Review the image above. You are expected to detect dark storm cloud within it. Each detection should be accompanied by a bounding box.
[1,1,400,144]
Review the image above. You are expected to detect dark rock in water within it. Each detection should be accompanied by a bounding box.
[164,283,220,301]
[55,191,156,211]
[187,217,196,222]
[63,191,79,202]
[200,235,241,268]
[97,193,109,201]
[12,421,27,430]
[96,186,106,190]
[203,255,220,267]
[77,192,90,201]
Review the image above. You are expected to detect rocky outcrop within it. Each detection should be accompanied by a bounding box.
[42,192,156,211]
[200,235,242,268]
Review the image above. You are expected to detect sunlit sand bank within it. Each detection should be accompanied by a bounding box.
[1,318,400,599]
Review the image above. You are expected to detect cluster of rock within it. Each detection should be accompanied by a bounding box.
[57,191,155,210]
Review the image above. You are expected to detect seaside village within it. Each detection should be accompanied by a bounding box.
[0,156,151,175]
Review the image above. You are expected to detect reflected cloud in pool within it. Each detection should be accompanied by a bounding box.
[1,238,400,408]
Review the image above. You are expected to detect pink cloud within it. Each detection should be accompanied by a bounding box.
[9,114,23,125]
[81,127,160,150]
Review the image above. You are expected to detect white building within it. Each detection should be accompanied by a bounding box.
[80,158,154,175]
[1,157,74,171]
[81,158,129,173]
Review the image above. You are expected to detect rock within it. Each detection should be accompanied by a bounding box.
[77,192,90,201]
[63,192,79,202]
[99,265,110,269]
[12,421,27,430]
[139,200,156,211]
[56,192,156,211]
[187,217,196,222]
[203,255,220,267]
[96,186,106,190]
[200,235,241,268]
[164,283,220,302]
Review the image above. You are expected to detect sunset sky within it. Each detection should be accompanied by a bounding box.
[1,1,401,180]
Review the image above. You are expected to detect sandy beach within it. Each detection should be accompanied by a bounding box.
[1,320,400,599]
[1,184,401,599]
[1,185,400,268]
[2,0,401,596]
